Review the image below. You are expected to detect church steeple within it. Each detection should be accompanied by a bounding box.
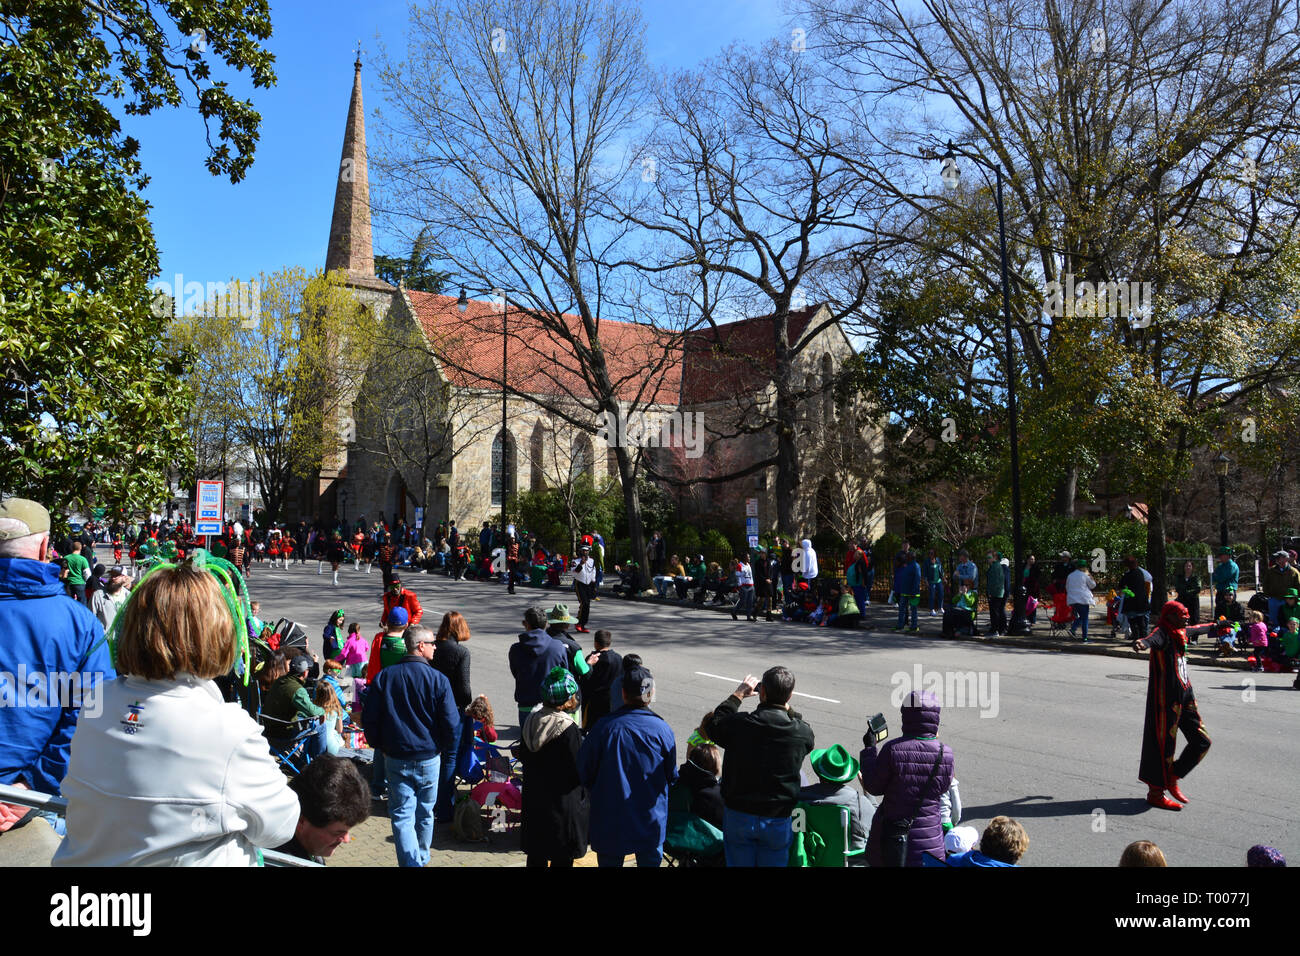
[325,53,375,278]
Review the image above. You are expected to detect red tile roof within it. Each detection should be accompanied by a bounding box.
[408,292,825,407]
[408,291,682,406]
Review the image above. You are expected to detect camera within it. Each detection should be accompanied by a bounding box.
[866,712,888,745]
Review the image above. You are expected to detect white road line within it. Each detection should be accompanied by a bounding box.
[694,671,841,704]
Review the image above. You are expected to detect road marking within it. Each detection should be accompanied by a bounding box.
[694,671,841,704]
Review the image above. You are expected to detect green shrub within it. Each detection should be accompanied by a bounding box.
[672,524,702,558]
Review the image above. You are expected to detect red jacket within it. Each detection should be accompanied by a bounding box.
[381,588,423,627]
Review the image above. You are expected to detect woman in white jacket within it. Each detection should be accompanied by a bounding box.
[1065,559,1098,643]
[54,564,300,866]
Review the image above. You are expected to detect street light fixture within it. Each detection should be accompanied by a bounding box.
[1214,452,1231,548]
[939,140,1028,635]
[456,287,468,312]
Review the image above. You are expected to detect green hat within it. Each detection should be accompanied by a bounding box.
[1285,589,1299,600]
[0,498,50,540]
[546,603,577,624]
[1076,558,1088,568]
[1218,547,1233,556]
[541,666,578,706]
[809,744,859,784]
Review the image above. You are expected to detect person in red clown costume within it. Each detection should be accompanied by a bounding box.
[1132,600,1215,810]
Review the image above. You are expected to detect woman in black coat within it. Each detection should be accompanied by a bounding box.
[518,667,589,867]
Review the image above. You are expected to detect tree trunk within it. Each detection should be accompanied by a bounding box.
[1147,491,1168,611]
[776,382,800,533]
[613,440,644,577]
[1051,466,1077,517]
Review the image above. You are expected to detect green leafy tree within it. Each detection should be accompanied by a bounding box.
[0,1,274,521]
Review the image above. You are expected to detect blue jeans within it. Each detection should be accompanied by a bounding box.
[1070,603,1090,640]
[724,807,792,867]
[387,755,440,867]
[852,585,868,614]
[897,599,917,629]
[436,714,469,821]
[597,850,662,867]
[782,573,794,595]
[736,585,755,617]
[928,581,944,612]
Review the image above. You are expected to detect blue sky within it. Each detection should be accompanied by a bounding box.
[123,0,791,290]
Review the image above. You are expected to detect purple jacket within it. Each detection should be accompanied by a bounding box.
[859,693,954,867]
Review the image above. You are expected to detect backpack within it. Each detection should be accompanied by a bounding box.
[451,795,487,842]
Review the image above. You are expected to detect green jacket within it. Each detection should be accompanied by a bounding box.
[263,674,324,726]
[985,561,1006,598]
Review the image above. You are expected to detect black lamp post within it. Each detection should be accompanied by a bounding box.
[340,487,348,525]
[941,141,1028,635]
[1214,452,1231,548]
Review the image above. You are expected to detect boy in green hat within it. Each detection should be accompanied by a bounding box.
[797,743,874,860]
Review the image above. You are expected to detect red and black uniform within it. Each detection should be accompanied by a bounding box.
[1139,602,1212,793]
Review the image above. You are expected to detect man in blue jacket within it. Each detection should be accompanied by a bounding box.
[577,665,676,867]
[0,499,115,841]
[893,552,922,633]
[509,607,570,727]
[361,624,459,867]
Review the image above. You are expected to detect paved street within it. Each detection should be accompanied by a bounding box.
[250,562,1299,867]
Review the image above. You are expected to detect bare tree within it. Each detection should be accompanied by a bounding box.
[625,39,878,531]
[371,0,676,565]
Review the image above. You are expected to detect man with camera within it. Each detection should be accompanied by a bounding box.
[708,667,815,867]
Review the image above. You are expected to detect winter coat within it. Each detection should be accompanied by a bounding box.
[893,559,922,597]
[518,712,588,860]
[53,674,298,866]
[509,630,570,707]
[361,656,459,761]
[577,705,677,855]
[0,557,116,796]
[432,638,472,711]
[859,695,954,867]
[709,695,815,817]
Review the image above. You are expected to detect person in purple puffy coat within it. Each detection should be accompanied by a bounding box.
[859,690,954,867]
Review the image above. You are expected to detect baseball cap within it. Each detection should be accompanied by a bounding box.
[622,665,654,699]
[0,498,50,540]
[386,606,409,628]
[108,565,128,577]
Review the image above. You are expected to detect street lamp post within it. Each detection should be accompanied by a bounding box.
[341,488,348,526]
[940,141,1028,635]
[1214,452,1231,548]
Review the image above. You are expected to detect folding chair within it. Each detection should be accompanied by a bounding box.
[788,802,865,867]
[1047,592,1075,640]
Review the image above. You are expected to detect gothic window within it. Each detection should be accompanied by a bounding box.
[491,429,516,507]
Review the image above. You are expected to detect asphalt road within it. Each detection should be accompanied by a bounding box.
[247,561,1299,867]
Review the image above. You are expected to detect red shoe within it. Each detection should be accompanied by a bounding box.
[1168,778,1190,804]
[574,625,589,633]
[1146,789,1182,811]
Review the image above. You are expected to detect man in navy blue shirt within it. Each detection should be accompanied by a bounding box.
[578,665,676,867]
[362,624,458,867]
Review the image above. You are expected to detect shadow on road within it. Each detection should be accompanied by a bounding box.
[962,795,1151,818]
